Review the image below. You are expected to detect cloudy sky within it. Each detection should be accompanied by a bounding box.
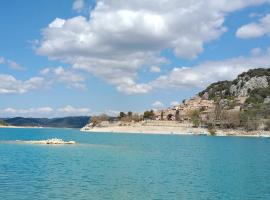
[0,0,270,117]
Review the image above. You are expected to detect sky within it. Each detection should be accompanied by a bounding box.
[0,0,270,117]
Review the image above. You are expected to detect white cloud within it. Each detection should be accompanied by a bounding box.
[0,57,26,70]
[249,12,262,18]
[104,110,120,117]
[6,60,26,71]
[40,66,87,90]
[73,0,85,13]
[37,0,270,94]
[116,80,152,94]
[0,66,86,95]
[150,66,161,73]
[40,68,51,75]
[92,109,120,117]
[150,47,270,90]
[49,18,65,28]
[0,57,5,64]
[250,47,263,56]
[1,105,91,117]
[152,101,164,108]
[170,101,179,107]
[0,75,46,94]
[2,107,53,118]
[7,45,267,96]
[57,105,91,116]
[236,13,270,39]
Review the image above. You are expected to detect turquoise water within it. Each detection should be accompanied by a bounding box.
[0,128,270,200]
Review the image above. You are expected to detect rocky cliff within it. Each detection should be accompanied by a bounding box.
[199,68,270,104]
[197,68,270,131]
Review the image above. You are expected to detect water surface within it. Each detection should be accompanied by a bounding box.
[0,128,270,200]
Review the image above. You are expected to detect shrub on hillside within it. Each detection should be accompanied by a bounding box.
[0,120,8,126]
[90,114,109,127]
[143,110,155,120]
[188,110,200,127]
[245,87,270,105]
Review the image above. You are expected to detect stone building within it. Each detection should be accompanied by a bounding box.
[154,96,215,122]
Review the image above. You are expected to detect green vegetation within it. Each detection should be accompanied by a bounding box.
[101,68,270,132]
[128,111,133,117]
[118,111,141,122]
[143,110,155,120]
[245,87,270,104]
[240,103,270,131]
[220,110,240,129]
[264,120,270,131]
[207,125,216,136]
[201,100,240,129]
[188,110,200,127]
[199,80,232,100]
[0,120,8,126]
[237,68,270,78]
[196,68,270,131]
[119,112,126,118]
[3,117,89,128]
[175,110,180,121]
[161,111,164,120]
[90,114,109,127]
[199,68,270,102]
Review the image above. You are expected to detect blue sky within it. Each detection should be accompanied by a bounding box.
[0,0,270,117]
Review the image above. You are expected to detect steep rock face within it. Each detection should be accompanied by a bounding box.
[230,76,269,97]
[199,68,270,100]
[264,97,270,104]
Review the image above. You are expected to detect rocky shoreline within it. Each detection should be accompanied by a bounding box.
[81,121,270,137]
[0,125,43,129]
[14,138,76,145]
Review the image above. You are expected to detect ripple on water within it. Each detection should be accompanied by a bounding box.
[0,128,270,199]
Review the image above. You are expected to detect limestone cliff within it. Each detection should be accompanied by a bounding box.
[199,68,270,103]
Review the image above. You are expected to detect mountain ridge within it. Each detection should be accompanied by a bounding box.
[1,116,90,128]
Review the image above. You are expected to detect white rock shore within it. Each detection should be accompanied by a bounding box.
[81,121,270,137]
[15,138,76,145]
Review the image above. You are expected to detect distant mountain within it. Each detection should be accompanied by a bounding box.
[1,116,90,128]
[0,120,9,126]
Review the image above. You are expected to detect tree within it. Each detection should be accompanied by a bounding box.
[207,123,216,136]
[131,114,142,122]
[188,110,200,127]
[161,111,164,120]
[214,100,222,120]
[143,110,155,120]
[0,120,8,126]
[119,112,126,119]
[175,110,180,121]
[90,114,109,127]
[220,110,240,129]
[128,111,133,117]
[99,114,109,121]
[119,111,142,122]
[264,120,270,131]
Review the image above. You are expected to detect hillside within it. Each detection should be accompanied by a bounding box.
[83,68,270,134]
[2,116,90,128]
[199,68,270,103]
[0,120,9,126]
[147,68,270,132]
[196,68,270,131]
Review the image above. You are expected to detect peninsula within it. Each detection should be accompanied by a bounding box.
[81,68,270,137]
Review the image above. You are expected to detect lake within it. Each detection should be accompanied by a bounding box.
[0,128,270,200]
